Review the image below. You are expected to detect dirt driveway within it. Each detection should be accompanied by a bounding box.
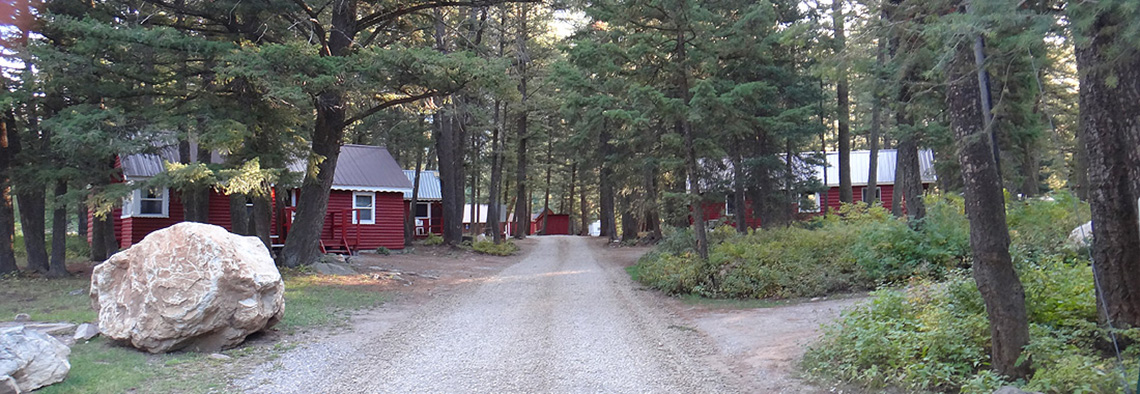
[235,236,858,393]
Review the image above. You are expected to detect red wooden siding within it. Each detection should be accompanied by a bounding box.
[120,193,186,248]
[404,200,443,237]
[323,191,405,251]
[821,185,896,213]
[538,214,571,235]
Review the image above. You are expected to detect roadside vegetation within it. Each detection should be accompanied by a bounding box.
[1,268,386,394]
[472,239,521,256]
[634,192,1139,392]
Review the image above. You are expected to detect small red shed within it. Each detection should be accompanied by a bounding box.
[533,208,571,235]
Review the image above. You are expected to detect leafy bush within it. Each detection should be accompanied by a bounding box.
[472,239,519,256]
[374,246,391,255]
[422,232,444,246]
[803,257,1138,393]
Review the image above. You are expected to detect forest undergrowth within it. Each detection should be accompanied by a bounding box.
[634,192,1139,393]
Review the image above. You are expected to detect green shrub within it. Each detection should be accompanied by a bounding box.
[375,246,391,255]
[422,232,444,246]
[472,239,520,256]
[803,261,1139,393]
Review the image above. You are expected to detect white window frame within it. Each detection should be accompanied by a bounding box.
[415,202,432,219]
[122,188,170,218]
[798,192,821,213]
[352,192,376,225]
[861,186,883,202]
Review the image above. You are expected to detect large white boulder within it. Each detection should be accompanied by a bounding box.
[1068,220,1093,247]
[0,325,71,392]
[91,222,285,353]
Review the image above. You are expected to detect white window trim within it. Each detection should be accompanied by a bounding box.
[799,192,821,213]
[122,188,170,219]
[416,202,432,219]
[352,192,376,225]
[861,186,883,202]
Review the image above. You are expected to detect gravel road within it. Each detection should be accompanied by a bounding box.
[238,236,735,393]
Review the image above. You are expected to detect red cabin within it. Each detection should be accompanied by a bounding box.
[95,144,413,254]
[699,149,936,227]
[533,208,571,235]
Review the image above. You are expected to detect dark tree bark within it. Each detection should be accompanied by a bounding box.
[76,192,88,241]
[642,158,662,241]
[0,116,16,274]
[405,151,424,246]
[833,0,852,204]
[229,194,252,236]
[865,34,885,205]
[90,212,107,262]
[178,140,211,222]
[1074,8,1140,328]
[620,193,638,243]
[598,121,617,241]
[437,108,467,246]
[100,212,118,257]
[513,7,531,240]
[252,190,272,249]
[281,0,356,267]
[579,170,589,236]
[17,190,48,274]
[488,103,503,243]
[48,179,69,278]
[947,36,1031,379]
[731,145,747,233]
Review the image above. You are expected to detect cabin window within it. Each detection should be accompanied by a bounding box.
[415,202,430,218]
[123,188,170,218]
[798,192,821,213]
[861,187,882,202]
[353,192,375,225]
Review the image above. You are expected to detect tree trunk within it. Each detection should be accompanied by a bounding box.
[896,137,926,221]
[599,121,617,241]
[251,190,272,249]
[229,194,252,236]
[732,146,747,233]
[280,0,357,267]
[947,37,1030,379]
[621,193,638,243]
[406,151,424,246]
[489,104,503,243]
[513,7,531,240]
[0,114,16,274]
[866,34,885,205]
[833,0,852,204]
[48,180,69,277]
[1074,9,1140,328]
[437,107,467,246]
[90,212,107,262]
[77,193,87,241]
[642,159,662,240]
[178,140,211,222]
[579,172,589,236]
[17,189,48,273]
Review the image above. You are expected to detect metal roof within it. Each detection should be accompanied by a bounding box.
[120,144,412,193]
[402,170,442,201]
[812,149,936,187]
[120,145,222,180]
[329,145,413,193]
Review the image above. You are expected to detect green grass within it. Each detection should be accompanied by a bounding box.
[278,273,389,331]
[37,338,223,394]
[2,270,388,393]
[625,265,641,282]
[0,276,95,323]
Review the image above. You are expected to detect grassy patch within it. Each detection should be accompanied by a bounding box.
[0,276,95,323]
[2,269,387,393]
[471,239,520,256]
[278,272,389,331]
[625,265,641,282]
[38,338,223,394]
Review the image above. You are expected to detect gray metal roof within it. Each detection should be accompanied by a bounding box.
[812,149,936,187]
[402,170,442,200]
[120,145,222,180]
[329,145,413,193]
[121,144,412,193]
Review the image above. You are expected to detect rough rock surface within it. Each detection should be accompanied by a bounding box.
[72,323,99,341]
[1068,220,1093,247]
[0,326,71,392]
[90,222,284,353]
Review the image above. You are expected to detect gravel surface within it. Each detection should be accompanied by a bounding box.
[237,236,735,393]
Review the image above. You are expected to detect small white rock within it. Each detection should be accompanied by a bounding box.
[73,323,99,341]
[207,353,232,361]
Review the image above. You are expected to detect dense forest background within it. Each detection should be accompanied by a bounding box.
[1,0,1139,391]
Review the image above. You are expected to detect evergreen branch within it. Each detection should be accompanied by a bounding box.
[291,0,332,55]
[342,89,447,127]
[356,0,537,33]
